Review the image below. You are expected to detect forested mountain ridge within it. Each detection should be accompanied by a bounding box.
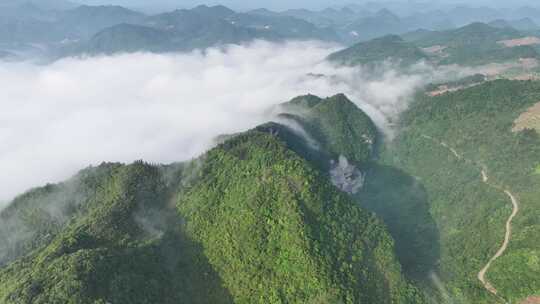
[86,4,338,54]
[0,3,340,58]
[0,94,424,303]
[176,129,422,303]
[4,2,540,61]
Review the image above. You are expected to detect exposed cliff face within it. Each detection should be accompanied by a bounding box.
[330,155,365,194]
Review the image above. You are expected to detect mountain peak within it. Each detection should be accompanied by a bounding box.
[462,21,494,30]
[191,4,235,17]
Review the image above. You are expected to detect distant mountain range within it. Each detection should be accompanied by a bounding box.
[0,4,341,58]
[75,5,339,55]
[330,22,540,67]
[2,3,540,60]
[250,4,540,44]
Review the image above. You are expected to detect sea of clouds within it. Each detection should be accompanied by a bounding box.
[0,40,469,204]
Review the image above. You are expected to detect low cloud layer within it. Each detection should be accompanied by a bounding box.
[0,40,459,204]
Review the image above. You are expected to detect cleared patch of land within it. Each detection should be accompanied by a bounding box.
[521,296,540,304]
[427,83,483,97]
[513,102,540,132]
[509,74,540,81]
[519,58,540,69]
[422,45,447,54]
[422,45,450,60]
[498,37,540,47]
[475,59,539,77]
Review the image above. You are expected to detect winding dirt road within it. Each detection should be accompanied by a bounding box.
[477,185,520,296]
[421,134,520,301]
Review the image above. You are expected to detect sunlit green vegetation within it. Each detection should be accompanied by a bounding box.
[177,130,423,304]
[386,79,540,303]
[0,161,234,304]
[3,74,538,304]
[0,94,424,304]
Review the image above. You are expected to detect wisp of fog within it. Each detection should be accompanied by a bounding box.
[0,40,457,205]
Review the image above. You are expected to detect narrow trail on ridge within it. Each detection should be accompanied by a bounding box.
[421,134,519,303]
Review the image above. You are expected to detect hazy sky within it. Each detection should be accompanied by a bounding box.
[76,0,345,10]
[73,0,540,12]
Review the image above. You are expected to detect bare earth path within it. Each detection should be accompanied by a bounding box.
[477,184,520,297]
[421,135,520,302]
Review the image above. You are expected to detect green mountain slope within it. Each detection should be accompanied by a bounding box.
[382,80,540,303]
[406,22,523,47]
[279,94,378,166]
[330,22,540,68]
[178,130,422,303]
[84,24,172,54]
[0,161,233,304]
[278,95,442,285]
[404,22,540,66]
[327,35,428,67]
[0,94,423,303]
